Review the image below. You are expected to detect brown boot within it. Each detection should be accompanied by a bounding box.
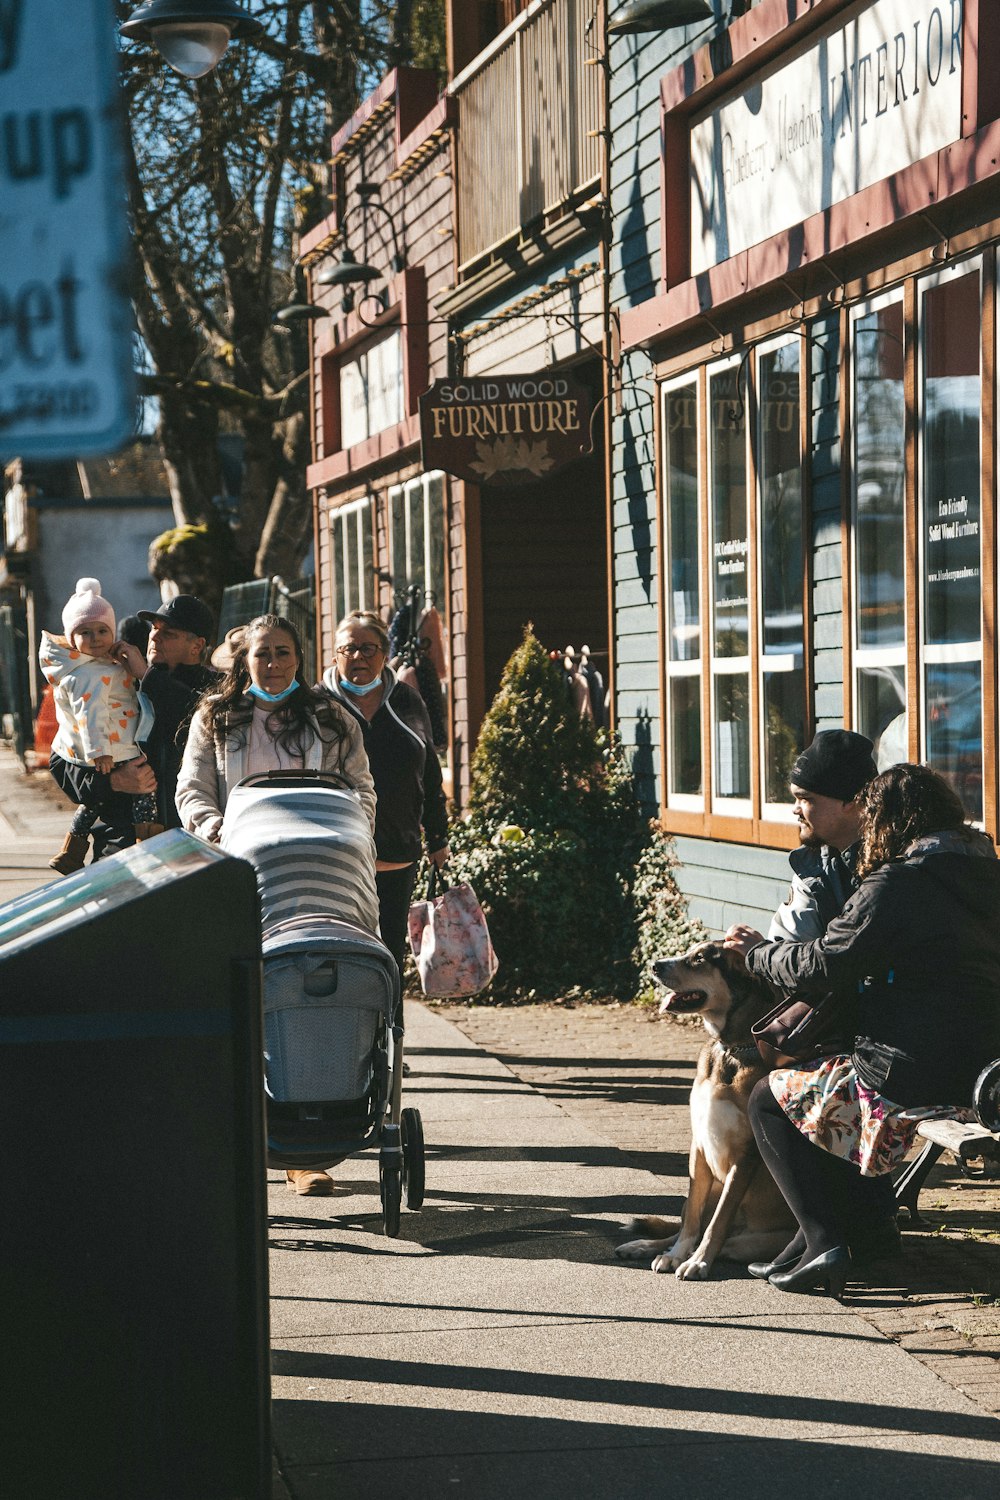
[134,822,165,841]
[49,831,90,875]
[286,1169,335,1196]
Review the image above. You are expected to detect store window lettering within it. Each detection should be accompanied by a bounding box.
[715,538,747,580]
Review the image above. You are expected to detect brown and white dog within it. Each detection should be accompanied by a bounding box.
[616,941,795,1280]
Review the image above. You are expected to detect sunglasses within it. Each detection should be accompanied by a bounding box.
[336,642,382,660]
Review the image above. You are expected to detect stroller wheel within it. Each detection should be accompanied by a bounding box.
[380,1163,402,1237]
[401,1107,425,1211]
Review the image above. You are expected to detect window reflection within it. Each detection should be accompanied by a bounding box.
[925,663,983,823]
[711,367,749,659]
[920,270,982,818]
[922,275,981,647]
[759,343,804,806]
[855,303,905,650]
[710,365,751,806]
[664,382,702,801]
[669,675,702,797]
[857,665,907,771]
[715,674,750,800]
[665,387,700,664]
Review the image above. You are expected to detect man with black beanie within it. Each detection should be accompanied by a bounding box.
[769,728,878,941]
[727,728,900,1262]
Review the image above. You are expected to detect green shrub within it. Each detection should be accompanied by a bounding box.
[444,628,702,1001]
[630,822,708,1000]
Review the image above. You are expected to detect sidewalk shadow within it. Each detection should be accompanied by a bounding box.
[272,1395,1000,1497]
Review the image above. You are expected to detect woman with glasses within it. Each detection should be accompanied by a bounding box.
[318,611,450,1011]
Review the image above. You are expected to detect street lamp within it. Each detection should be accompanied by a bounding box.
[121,0,262,79]
[316,255,385,314]
[607,0,714,32]
[314,187,407,312]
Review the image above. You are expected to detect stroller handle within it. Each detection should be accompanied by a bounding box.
[233,769,356,791]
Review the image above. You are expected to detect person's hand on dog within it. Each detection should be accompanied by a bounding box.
[724,923,765,961]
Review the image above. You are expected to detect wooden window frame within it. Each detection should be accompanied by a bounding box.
[329,495,376,627]
[655,338,810,851]
[842,252,998,835]
[660,372,705,816]
[846,287,908,774]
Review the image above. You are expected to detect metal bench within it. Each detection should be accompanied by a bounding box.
[894,1059,1000,1228]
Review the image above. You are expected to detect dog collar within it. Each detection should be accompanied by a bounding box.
[722,1042,762,1064]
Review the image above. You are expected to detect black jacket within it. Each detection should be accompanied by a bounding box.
[319,665,448,864]
[746,830,1000,1106]
[49,661,217,849]
[139,661,218,826]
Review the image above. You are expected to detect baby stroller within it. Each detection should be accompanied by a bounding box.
[221,770,425,1236]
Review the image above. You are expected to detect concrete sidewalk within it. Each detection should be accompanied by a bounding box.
[1,744,997,1497]
[269,1001,1000,1498]
[0,742,76,903]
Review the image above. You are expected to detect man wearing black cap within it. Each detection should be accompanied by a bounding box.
[119,594,219,835]
[727,729,899,1261]
[769,728,878,942]
[49,594,218,858]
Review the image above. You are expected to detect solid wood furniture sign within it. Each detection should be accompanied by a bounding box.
[419,374,592,486]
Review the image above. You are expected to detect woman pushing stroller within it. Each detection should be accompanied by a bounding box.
[176,613,378,1198]
[176,613,375,842]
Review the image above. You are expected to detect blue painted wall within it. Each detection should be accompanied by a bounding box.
[607,4,840,935]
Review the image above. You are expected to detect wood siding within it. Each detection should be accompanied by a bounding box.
[608,10,804,932]
[307,77,470,795]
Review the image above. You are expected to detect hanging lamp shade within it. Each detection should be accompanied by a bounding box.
[121,0,262,78]
[607,0,714,34]
[273,304,330,324]
[316,257,383,290]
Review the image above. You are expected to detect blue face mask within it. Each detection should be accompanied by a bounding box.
[340,674,383,698]
[248,681,300,704]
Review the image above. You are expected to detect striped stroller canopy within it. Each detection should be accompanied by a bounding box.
[221,777,379,938]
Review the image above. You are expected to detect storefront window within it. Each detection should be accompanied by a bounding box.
[389,472,448,627]
[852,296,907,769]
[330,496,374,624]
[663,381,702,801]
[709,363,750,806]
[920,266,983,820]
[758,339,804,809]
[388,473,450,756]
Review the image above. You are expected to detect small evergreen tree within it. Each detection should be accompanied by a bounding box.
[447,629,703,1000]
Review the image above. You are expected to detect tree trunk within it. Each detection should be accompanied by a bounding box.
[156,390,222,529]
[254,410,313,579]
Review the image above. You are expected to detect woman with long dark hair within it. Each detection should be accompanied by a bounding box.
[177,612,375,842]
[726,763,1000,1296]
[176,614,376,1198]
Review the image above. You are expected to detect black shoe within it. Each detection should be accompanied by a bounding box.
[849,1217,902,1263]
[769,1245,849,1298]
[748,1253,801,1280]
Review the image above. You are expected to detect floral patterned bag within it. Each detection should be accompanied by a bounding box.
[407,868,499,998]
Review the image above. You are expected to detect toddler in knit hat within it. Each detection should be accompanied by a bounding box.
[39,578,160,875]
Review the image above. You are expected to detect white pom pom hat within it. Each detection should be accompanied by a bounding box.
[62,577,116,639]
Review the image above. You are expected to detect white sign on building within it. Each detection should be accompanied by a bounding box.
[690,0,965,275]
[339,330,404,450]
[0,0,135,460]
